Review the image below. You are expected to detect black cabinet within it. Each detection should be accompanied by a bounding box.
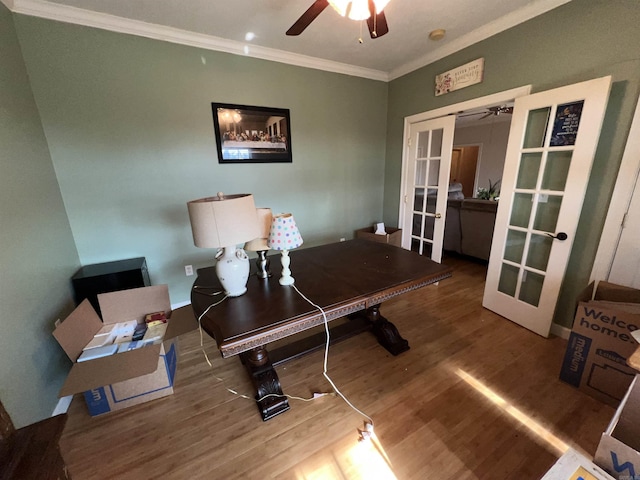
[71,257,151,317]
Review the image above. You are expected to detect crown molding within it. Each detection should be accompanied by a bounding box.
[388,0,571,80]
[9,0,569,83]
[10,0,389,82]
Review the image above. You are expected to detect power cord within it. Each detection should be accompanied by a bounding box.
[195,283,375,435]
[292,284,375,432]
[196,292,329,403]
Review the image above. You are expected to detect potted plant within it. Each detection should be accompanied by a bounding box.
[476,179,501,201]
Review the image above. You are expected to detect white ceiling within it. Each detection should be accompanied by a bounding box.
[5,0,571,81]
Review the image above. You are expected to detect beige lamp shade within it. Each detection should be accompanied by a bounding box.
[187,193,259,248]
[244,208,273,252]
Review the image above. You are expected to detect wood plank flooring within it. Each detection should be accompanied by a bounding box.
[59,255,615,479]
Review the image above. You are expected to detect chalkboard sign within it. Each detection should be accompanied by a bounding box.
[550,101,584,146]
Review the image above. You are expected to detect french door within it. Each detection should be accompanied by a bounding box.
[483,76,612,337]
[401,116,455,263]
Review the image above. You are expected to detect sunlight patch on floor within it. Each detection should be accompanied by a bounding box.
[455,368,569,456]
[294,432,397,480]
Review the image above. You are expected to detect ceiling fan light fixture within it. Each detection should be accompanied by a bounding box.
[328,0,390,21]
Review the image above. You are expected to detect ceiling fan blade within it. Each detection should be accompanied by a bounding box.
[367,0,389,38]
[286,0,329,36]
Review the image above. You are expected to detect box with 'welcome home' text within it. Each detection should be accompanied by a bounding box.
[53,285,197,416]
[560,281,640,407]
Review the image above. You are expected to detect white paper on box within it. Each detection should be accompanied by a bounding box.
[77,344,119,362]
[83,333,114,350]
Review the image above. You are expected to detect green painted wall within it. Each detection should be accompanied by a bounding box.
[3,0,637,427]
[384,0,640,328]
[0,4,79,428]
[14,16,388,306]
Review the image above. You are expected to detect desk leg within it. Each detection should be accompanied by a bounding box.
[240,346,290,421]
[366,304,410,356]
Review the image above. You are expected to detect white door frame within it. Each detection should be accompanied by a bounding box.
[590,97,640,282]
[398,86,532,230]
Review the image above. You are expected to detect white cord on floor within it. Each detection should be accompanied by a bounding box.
[194,283,376,429]
[292,284,374,429]
[196,292,322,403]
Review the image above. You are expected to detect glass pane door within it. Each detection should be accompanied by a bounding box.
[497,101,582,307]
[411,128,443,258]
[483,76,611,338]
[402,116,455,263]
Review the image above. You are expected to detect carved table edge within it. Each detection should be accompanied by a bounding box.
[220,299,367,358]
[219,270,452,358]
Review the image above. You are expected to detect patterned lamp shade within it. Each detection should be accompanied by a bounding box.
[268,214,303,251]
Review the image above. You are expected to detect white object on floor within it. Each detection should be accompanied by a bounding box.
[541,448,614,479]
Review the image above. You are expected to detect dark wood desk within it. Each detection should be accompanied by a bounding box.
[192,239,452,420]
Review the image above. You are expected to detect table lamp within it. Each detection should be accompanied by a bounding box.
[187,193,259,297]
[244,208,273,279]
[267,213,303,286]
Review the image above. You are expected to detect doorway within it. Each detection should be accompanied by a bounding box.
[450,146,479,198]
[399,87,529,264]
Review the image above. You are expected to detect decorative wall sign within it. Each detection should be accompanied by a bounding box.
[550,101,584,146]
[212,103,292,163]
[435,58,484,96]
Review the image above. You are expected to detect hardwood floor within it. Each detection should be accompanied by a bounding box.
[59,255,615,479]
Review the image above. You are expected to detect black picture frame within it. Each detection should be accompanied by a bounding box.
[211,103,293,164]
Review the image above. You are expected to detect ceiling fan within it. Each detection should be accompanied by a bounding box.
[458,105,514,120]
[287,0,390,39]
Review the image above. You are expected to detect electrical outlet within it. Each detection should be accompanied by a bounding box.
[185,265,194,276]
[340,237,346,242]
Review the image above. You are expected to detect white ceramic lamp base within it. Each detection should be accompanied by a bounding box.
[216,246,250,296]
[278,250,295,286]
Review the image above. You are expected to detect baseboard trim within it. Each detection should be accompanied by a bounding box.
[550,323,571,340]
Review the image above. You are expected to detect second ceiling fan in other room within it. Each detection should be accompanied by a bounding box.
[287,0,390,38]
[458,105,514,121]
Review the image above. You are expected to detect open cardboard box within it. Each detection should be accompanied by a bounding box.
[53,285,197,415]
[594,374,640,479]
[355,226,402,247]
[560,281,640,406]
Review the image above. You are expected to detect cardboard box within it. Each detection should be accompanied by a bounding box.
[594,375,640,479]
[53,285,197,416]
[355,226,402,247]
[559,281,640,407]
[541,448,615,479]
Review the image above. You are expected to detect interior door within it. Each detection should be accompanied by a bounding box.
[483,76,612,337]
[609,171,640,288]
[401,116,455,263]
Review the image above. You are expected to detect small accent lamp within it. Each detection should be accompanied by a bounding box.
[244,208,273,279]
[187,193,259,297]
[267,213,303,286]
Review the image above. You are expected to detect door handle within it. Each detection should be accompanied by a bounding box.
[435,213,442,219]
[547,232,568,241]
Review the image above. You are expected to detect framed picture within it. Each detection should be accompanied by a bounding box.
[211,103,292,163]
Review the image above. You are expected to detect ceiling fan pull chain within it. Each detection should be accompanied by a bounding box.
[359,20,364,43]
